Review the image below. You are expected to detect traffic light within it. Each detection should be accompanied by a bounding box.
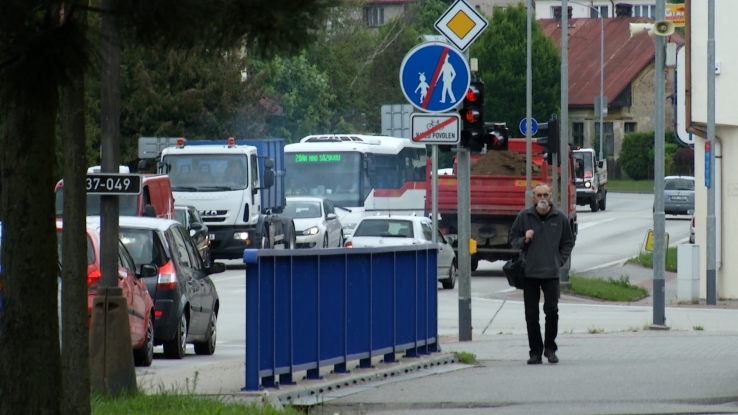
[485,123,509,151]
[546,116,559,164]
[459,79,484,152]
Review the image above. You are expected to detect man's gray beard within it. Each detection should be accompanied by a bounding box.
[537,200,549,209]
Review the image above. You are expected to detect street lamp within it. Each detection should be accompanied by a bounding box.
[564,1,605,160]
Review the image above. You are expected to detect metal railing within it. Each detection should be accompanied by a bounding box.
[242,245,439,391]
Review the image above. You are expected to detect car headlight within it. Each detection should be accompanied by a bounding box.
[233,232,249,240]
[584,181,591,188]
[342,223,357,230]
[303,226,320,235]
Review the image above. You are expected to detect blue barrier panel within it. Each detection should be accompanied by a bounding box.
[243,245,439,391]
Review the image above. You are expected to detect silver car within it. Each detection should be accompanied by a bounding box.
[284,197,344,248]
[344,216,457,289]
[663,176,695,215]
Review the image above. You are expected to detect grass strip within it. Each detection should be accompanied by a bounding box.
[92,392,301,415]
[606,179,654,193]
[627,246,678,272]
[567,275,648,302]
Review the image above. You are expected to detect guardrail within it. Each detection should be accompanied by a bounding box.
[242,245,440,391]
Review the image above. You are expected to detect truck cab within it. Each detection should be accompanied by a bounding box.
[156,137,294,259]
[55,165,175,219]
[572,148,607,212]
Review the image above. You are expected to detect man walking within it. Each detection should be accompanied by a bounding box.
[509,183,575,364]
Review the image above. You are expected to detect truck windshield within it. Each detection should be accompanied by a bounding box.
[162,154,249,192]
[573,153,594,179]
[55,188,138,216]
[284,152,362,208]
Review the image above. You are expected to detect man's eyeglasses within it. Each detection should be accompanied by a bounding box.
[535,193,550,198]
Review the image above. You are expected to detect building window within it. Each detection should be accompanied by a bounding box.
[590,5,608,18]
[624,122,637,134]
[364,6,384,27]
[594,122,614,157]
[633,5,656,18]
[573,123,584,148]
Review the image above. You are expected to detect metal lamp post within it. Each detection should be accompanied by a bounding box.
[566,1,605,160]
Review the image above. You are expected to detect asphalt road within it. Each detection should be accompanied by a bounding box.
[136,192,695,395]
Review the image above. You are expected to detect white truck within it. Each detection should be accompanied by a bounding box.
[142,137,296,260]
[572,148,608,212]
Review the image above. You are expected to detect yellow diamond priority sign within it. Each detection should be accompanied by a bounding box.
[435,0,488,52]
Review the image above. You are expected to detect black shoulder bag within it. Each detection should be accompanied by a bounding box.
[503,249,526,290]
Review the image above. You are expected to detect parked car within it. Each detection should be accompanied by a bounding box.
[663,176,695,215]
[175,205,211,266]
[59,219,156,366]
[344,216,457,289]
[284,197,343,248]
[110,216,225,359]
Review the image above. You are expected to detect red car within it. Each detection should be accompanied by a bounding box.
[56,219,156,366]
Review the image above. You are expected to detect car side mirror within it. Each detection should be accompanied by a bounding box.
[597,160,605,170]
[190,222,203,231]
[327,213,337,220]
[206,261,226,275]
[137,264,158,279]
[143,204,157,218]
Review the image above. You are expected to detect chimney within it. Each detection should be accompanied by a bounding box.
[552,6,573,21]
[616,3,633,17]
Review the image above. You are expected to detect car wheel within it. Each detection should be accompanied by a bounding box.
[194,311,217,356]
[590,199,599,212]
[323,233,329,248]
[598,193,606,211]
[163,312,187,359]
[441,261,457,289]
[338,231,345,247]
[134,313,155,367]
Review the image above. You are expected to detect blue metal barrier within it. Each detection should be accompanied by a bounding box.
[242,245,439,391]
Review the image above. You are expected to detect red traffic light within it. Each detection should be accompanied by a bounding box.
[465,87,480,102]
[460,109,480,123]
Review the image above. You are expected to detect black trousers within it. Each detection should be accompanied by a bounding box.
[523,277,559,357]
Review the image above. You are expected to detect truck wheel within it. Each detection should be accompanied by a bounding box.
[598,192,606,211]
[260,226,270,249]
[471,258,479,272]
[590,199,599,212]
[285,223,296,249]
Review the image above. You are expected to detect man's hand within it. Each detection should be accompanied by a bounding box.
[525,229,534,244]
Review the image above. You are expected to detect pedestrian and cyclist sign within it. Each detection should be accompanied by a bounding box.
[411,113,461,144]
[399,42,470,114]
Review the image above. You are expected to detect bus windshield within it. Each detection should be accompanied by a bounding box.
[284,152,362,208]
[162,154,249,192]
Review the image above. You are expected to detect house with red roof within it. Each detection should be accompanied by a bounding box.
[540,8,683,168]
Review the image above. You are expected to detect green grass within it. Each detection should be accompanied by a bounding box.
[91,392,298,415]
[457,351,477,364]
[606,179,654,193]
[567,275,648,302]
[628,246,678,272]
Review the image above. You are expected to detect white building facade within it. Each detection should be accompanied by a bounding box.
[535,0,657,19]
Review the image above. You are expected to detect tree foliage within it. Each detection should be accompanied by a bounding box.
[620,130,683,179]
[471,4,561,136]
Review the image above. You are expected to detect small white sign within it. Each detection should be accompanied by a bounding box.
[434,0,489,52]
[411,113,461,145]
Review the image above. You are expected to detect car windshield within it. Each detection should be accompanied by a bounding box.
[175,209,186,225]
[353,219,414,238]
[665,178,694,191]
[284,201,322,219]
[573,153,593,179]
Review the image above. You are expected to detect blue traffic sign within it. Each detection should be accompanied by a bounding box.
[519,118,538,136]
[399,42,470,113]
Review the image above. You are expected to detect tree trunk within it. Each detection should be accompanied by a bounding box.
[0,80,62,414]
[61,4,91,414]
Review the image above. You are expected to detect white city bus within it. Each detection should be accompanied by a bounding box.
[284,135,427,238]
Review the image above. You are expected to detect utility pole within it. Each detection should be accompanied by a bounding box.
[652,0,667,326]
[560,0,571,286]
[525,0,533,206]
[706,0,717,304]
[457,48,472,342]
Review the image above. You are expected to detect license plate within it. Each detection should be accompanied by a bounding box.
[670,196,688,201]
[209,234,216,240]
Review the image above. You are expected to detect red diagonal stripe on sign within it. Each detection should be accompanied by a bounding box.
[422,47,449,109]
[413,117,457,142]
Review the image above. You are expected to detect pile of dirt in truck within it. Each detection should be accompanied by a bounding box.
[470,150,542,176]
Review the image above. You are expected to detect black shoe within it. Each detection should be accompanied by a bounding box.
[527,355,542,365]
[544,350,559,364]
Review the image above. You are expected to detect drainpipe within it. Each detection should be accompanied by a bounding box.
[684,0,723,274]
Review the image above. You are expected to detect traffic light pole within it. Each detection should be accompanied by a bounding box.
[432,145,438,244]
[457,146,472,341]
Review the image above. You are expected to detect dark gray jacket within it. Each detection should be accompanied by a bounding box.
[509,204,575,279]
